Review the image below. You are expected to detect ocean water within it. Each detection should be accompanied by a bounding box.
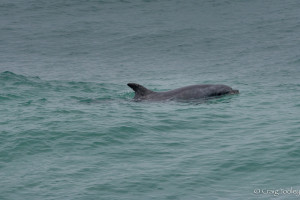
[1,0,300,199]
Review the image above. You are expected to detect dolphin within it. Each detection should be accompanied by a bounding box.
[127,83,239,101]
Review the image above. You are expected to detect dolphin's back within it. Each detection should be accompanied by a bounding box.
[152,85,235,100]
[127,83,239,101]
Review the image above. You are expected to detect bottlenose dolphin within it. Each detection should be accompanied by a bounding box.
[127,83,239,101]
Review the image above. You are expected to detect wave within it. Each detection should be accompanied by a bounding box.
[0,71,128,102]
[0,71,40,83]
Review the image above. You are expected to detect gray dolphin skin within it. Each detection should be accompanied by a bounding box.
[127,83,239,101]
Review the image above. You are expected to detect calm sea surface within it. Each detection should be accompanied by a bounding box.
[1,0,300,199]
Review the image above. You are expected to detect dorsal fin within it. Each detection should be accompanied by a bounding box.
[127,83,153,99]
